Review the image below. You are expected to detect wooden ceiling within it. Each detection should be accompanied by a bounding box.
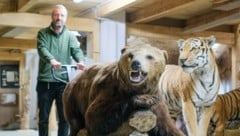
[0,0,240,53]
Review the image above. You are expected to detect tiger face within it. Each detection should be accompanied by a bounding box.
[177,36,216,73]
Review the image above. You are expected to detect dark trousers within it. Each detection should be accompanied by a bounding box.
[36,81,69,136]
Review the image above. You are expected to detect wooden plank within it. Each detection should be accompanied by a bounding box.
[0,38,36,50]
[127,0,194,23]
[0,13,98,32]
[184,8,240,33]
[18,0,36,12]
[127,23,234,46]
[213,0,240,11]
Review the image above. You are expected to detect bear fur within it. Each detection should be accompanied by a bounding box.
[63,43,183,136]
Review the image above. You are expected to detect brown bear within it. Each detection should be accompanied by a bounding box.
[63,43,183,136]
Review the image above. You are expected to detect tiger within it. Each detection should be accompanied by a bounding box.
[158,35,221,136]
[209,88,240,136]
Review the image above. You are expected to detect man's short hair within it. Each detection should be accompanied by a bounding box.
[53,4,68,16]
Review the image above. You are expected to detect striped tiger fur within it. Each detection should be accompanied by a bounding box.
[159,36,221,136]
[210,88,240,136]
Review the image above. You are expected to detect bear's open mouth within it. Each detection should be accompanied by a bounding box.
[129,70,147,83]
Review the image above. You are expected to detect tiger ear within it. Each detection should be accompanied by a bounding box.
[207,35,216,47]
[177,39,185,48]
[162,50,168,63]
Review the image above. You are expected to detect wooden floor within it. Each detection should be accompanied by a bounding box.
[0,130,57,136]
[0,129,239,136]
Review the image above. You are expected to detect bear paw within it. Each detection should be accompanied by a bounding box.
[132,94,159,108]
[129,110,157,133]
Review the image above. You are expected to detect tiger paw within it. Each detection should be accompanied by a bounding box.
[129,110,157,133]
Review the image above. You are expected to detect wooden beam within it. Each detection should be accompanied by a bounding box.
[97,0,141,17]
[2,28,28,38]
[127,23,234,46]
[184,8,240,33]
[0,27,14,36]
[127,0,194,23]
[80,0,142,18]
[0,13,49,28]
[213,0,240,11]
[18,0,37,12]
[0,13,99,32]
[212,0,231,4]
[0,52,23,61]
[14,28,39,39]
[0,38,36,50]
[0,13,100,61]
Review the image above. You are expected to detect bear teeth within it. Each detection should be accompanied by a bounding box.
[129,70,142,82]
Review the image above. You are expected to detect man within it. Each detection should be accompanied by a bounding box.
[36,4,85,136]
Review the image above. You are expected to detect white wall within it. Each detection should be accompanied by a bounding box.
[99,11,126,63]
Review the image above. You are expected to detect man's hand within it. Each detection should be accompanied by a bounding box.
[50,59,61,69]
[76,62,85,70]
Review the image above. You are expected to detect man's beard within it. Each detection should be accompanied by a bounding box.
[52,21,64,29]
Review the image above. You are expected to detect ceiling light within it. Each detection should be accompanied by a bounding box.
[73,0,84,3]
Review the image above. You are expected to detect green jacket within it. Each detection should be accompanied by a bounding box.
[37,25,84,82]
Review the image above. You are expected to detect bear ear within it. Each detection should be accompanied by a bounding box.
[121,47,126,54]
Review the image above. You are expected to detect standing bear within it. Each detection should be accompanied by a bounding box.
[63,43,183,136]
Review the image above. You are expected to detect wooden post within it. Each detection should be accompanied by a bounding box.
[232,24,240,88]
[20,69,30,129]
[15,54,27,129]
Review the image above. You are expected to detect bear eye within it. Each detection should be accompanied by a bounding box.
[146,55,153,60]
[128,53,133,59]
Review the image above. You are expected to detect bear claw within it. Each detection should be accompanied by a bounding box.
[132,94,159,108]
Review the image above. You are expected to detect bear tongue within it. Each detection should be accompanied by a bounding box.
[130,71,141,82]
